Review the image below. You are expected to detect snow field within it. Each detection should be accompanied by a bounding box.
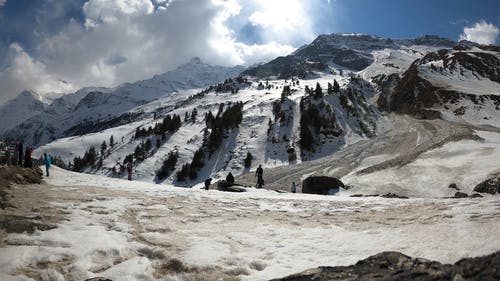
[1,166,499,280]
[343,130,500,197]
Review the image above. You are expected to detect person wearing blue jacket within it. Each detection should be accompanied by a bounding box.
[43,153,51,177]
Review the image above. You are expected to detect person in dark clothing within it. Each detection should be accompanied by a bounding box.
[204,178,212,190]
[14,141,19,166]
[226,172,234,183]
[255,165,264,188]
[44,153,52,177]
[127,161,133,180]
[24,147,32,168]
[18,140,24,166]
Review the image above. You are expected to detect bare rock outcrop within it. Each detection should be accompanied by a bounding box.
[272,251,500,281]
[473,176,500,195]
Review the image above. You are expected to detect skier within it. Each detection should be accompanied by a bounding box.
[291,181,296,193]
[204,178,212,190]
[255,164,264,188]
[126,161,133,180]
[43,153,51,177]
[226,172,234,183]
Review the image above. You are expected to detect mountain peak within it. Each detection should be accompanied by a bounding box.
[18,89,39,99]
[189,57,203,65]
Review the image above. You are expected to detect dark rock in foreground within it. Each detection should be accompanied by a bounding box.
[217,180,246,192]
[453,192,469,198]
[302,176,344,195]
[473,176,500,194]
[381,193,409,199]
[271,251,500,281]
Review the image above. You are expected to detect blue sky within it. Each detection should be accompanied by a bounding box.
[327,0,500,41]
[0,0,499,103]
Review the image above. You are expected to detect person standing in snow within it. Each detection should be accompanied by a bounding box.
[18,140,24,166]
[127,161,133,180]
[43,153,51,177]
[291,182,296,193]
[204,178,212,190]
[14,141,19,166]
[226,172,234,183]
[255,164,264,188]
[24,147,32,168]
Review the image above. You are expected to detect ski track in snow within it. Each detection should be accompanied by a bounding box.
[1,166,499,281]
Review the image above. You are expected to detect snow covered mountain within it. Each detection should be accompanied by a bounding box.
[378,45,500,125]
[7,33,499,197]
[3,58,245,147]
[242,34,457,78]
[0,90,50,135]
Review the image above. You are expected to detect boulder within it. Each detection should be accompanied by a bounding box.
[473,176,500,194]
[271,251,500,281]
[381,193,409,199]
[453,192,469,198]
[302,176,344,195]
[217,180,246,192]
[448,183,459,190]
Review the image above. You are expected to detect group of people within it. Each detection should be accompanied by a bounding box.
[204,164,270,190]
[12,140,52,177]
[13,140,34,168]
[203,165,298,192]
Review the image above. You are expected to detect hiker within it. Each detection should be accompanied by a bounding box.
[291,182,296,193]
[226,172,234,183]
[18,140,24,166]
[255,164,264,188]
[204,178,212,190]
[44,153,51,177]
[24,147,32,168]
[126,161,133,180]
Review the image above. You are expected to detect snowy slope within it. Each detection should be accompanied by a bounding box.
[1,166,499,280]
[34,72,386,188]
[244,33,455,79]
[378,45,500,127]
[0,90,49,134]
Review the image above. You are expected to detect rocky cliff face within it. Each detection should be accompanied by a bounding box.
[243,34,457,79]
[377,45,500,121]
[272,251,500,281]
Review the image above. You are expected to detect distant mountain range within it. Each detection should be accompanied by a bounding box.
[1,33,498,193]
[1,57,244,147]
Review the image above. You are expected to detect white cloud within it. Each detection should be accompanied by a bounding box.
[0,0,313,104]
[459,20,500,45]
[0,44,74,104]
[246,0,315,44]
[83,0,154,27]
[0,0,6,6]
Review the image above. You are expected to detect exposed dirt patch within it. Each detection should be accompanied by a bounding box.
[0,165,44,187]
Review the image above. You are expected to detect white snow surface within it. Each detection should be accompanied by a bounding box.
[343,130,500,197]
[0,166,499,280]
